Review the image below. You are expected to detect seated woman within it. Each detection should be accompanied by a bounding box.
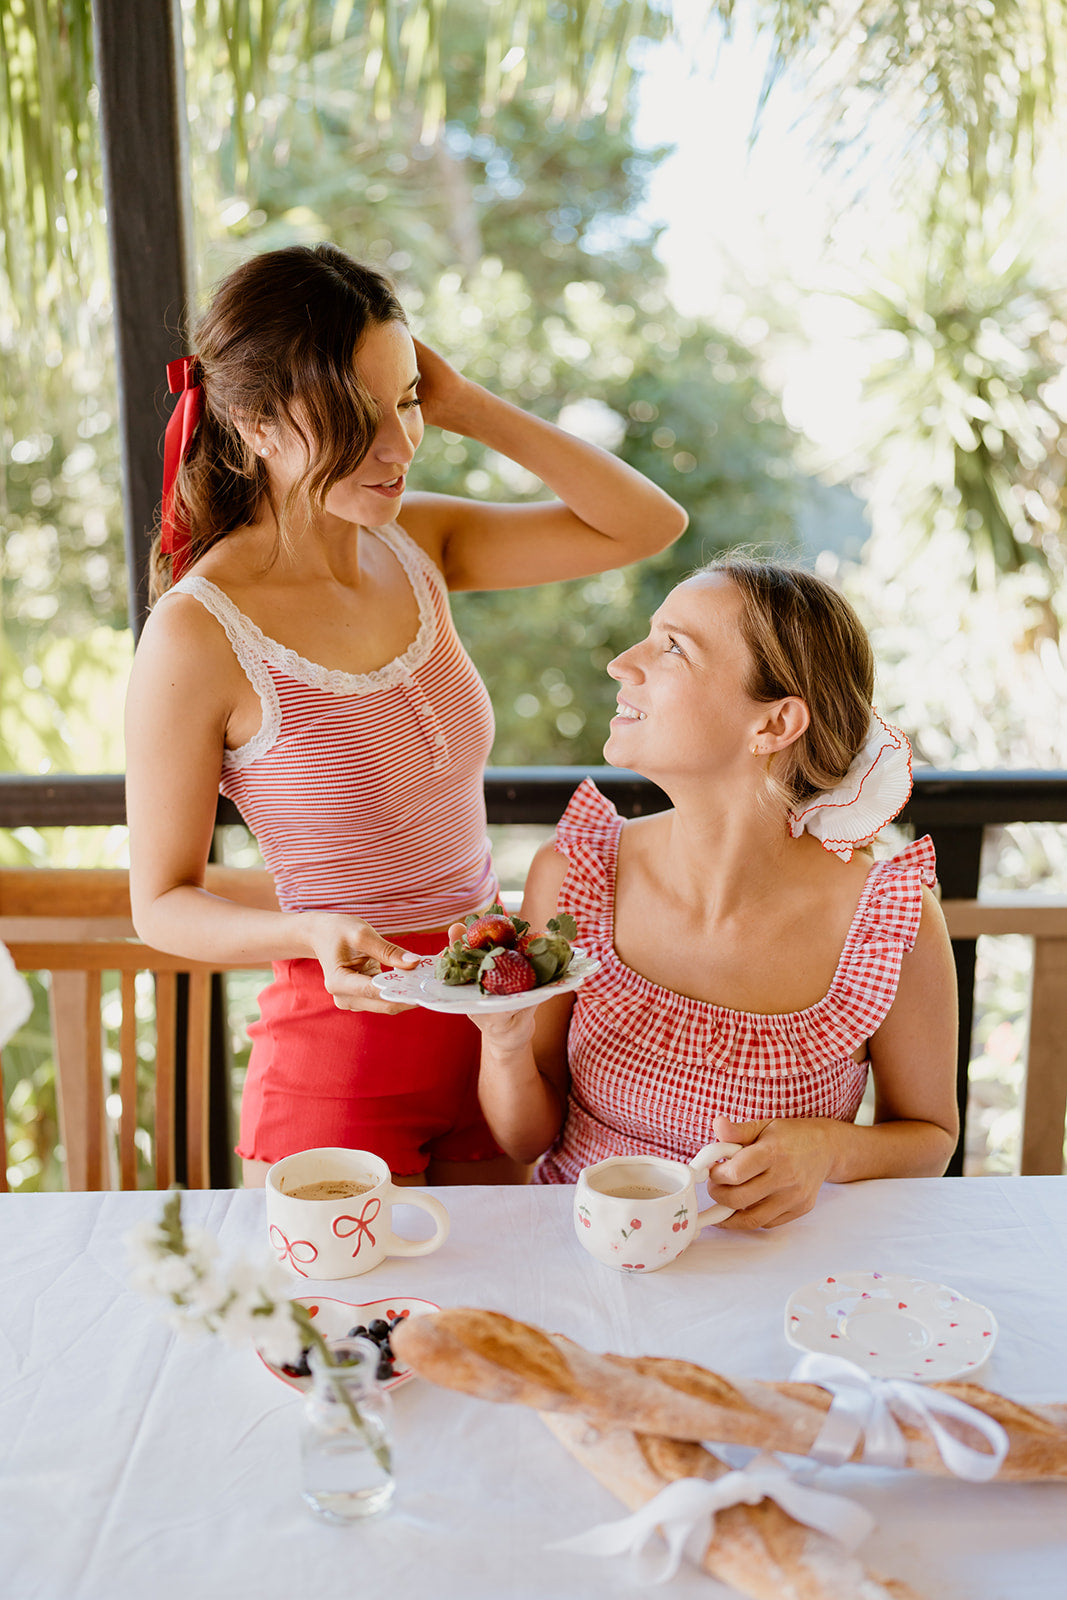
[470,554,959,1227]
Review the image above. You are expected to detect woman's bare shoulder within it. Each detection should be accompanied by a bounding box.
[395,494,470,564]
[131,585,248,712]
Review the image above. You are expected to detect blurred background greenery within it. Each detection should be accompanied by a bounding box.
[2,0,1066,1185]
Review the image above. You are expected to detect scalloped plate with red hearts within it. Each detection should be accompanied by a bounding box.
[259,1294,440,1393]
[784,1271,998,1382]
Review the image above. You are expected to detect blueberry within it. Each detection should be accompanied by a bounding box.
[376,1356,395,1382]
[282,1345,312,1378]
[346,1324,368,1339]
[368,1318,391,1342]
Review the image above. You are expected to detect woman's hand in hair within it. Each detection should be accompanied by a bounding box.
[702,1114,836,1229]
[410,338,473,434]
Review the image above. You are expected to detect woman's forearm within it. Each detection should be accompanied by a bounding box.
[446,385,687,555]
[477,1041,567,1164]
[825,1115,958,1182]
[133,883,331,967]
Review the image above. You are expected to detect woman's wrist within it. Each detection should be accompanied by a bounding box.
[479,1036,540,1075]
[292,908,334,961]
[423,376,493,439]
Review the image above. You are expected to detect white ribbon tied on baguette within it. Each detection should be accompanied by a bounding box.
[791,1353,1009,1481]
[551,1453,874,1585]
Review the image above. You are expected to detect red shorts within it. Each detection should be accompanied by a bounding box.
[236,931,502,1175]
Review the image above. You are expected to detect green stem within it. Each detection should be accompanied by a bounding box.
[290,1303,392,1475]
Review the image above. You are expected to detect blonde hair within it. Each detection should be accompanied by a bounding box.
[701,554,875,811]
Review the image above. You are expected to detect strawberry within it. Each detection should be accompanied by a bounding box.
[465,912,518,951]
[434,939,484,985]
[478,949,537,995]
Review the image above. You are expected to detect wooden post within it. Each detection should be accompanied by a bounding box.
[924,825,983,1176]
[1020,936,1067,1175]
[91,0,195,640]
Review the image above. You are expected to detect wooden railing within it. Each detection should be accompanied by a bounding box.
[2,768,1067,1182]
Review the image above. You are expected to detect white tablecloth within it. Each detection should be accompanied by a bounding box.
[2,1177,1066,1600]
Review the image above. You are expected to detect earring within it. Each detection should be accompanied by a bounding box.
[259,447,271,458]
[751,745,761,756]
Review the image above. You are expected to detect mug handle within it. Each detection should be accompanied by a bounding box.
[688,1140,743,1225]
[380,1187,451,1257]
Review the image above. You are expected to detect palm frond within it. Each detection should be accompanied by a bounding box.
[716,0,1067,207]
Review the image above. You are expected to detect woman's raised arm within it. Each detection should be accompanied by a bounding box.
[401,339,688,593]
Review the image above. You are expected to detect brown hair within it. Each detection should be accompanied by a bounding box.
[702,554,875,810]
[150,243,407,600]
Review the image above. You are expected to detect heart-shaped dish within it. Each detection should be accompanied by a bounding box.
[259,1293,440,1393]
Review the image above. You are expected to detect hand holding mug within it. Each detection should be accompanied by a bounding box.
[704,1115,836,1230]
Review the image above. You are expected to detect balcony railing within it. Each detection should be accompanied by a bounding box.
[3,767,1067,1182]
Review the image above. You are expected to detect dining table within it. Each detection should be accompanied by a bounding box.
[2,1174,1066,1600]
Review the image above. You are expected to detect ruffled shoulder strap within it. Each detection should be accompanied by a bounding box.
[853,834,937,956]
[161,575,281,769]
[554,779,623,954]
[795,834,938,1056]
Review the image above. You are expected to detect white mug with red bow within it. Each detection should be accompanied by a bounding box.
[265,1146,450,1279]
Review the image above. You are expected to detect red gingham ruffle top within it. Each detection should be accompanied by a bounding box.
[534,779,937,1184]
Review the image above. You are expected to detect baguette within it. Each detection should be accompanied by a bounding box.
[541,1415,925,1600]
[391,1307,1067,1481]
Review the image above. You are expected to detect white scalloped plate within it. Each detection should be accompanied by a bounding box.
[784,1271,997,1381]
[372,950,599,1015]
[258,1294,440,1393]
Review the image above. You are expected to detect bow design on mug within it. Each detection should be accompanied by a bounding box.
[268,1224,319,1278]
[332,1197,383,1257]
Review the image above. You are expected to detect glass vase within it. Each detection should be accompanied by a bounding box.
[299,1337,395,1521]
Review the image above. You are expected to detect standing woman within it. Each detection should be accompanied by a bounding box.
[125,243,686,1189]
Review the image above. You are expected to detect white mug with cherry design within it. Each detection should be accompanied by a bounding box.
[573,1142,742,1274]
[265,1146,450,1279]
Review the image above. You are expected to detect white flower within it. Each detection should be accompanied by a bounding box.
[128,1193,391,1475]
[127,1194,302,1366]
[163,1305,213,1340]
[253,1302,305,1369]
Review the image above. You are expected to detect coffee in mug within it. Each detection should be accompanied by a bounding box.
[265,1147,450,1280]
[600,1183,673,1201]
[286,1180,374,1201]
[573,1142,741,1274]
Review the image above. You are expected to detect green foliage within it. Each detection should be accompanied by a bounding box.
[1,976,61,1191]
[729,0,1067,209]
[402,266,808,764]
[0,0,100,323]
[851,198,1067,583]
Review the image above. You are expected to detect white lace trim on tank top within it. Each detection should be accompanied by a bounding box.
[164,523,439,771]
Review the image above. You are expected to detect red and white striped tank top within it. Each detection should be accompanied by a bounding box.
[169,522,498,933]
[536,780,937,1183]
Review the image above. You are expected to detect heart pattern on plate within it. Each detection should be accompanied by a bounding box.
[257,1294,440,1393]
[784,1271,997,1382]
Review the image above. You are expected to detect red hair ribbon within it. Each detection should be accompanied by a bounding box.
[161,355,203,581]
